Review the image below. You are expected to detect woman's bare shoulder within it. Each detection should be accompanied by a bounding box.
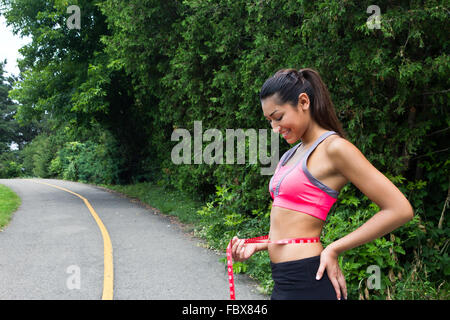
[322,134,353,162]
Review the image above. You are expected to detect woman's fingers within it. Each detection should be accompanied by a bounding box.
[316,262,346,300]
[315,263,326,280]
[238,239,245,254]
[236,239,244,257]
[337,271,347,300]
[317,248,347,300]
[231,237,245,261]
[329,275,342,300]
[328,268,347,300]
[231,237,240,254]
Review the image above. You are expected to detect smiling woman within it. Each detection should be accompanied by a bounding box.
[230,67,414,300]
[0,183,21,230]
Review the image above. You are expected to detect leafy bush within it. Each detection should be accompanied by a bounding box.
[20,134,56,178]
[56,140,121,185]
[0,150,22,178]
[0,160,22,178]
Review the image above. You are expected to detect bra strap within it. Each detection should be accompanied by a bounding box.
[280,142,302,166]
[303,131,337,161]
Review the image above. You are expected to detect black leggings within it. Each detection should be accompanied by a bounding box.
[270,255,340,300]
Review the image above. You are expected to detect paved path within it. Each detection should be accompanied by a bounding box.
[0,178,267,300]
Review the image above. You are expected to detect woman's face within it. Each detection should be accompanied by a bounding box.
[261,93,311,144]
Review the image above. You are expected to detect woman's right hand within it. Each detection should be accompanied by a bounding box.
[230,236,258,262]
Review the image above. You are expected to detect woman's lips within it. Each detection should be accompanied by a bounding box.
[281,130,290,139]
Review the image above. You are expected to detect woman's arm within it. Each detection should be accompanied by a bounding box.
[314,137,414,300]
[325,137,414,255]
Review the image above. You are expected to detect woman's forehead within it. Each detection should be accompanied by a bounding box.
[261,96,287,115]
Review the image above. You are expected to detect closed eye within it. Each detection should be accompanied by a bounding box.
[274,116,283,122]
[266,116,283,124]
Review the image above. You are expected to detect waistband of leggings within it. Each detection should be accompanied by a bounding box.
[270,255,321,268]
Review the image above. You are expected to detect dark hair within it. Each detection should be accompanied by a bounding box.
[260,68,347,139]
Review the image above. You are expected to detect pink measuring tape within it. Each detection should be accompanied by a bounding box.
[226,235,320,300]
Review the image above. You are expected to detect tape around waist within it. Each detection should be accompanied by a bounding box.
[226,235,320,300]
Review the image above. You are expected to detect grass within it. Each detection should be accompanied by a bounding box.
[0,184,21,230]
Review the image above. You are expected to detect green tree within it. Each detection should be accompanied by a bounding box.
[0,60,19,153]
[1,0,154,182]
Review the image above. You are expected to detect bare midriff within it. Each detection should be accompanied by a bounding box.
[268,206,325,263]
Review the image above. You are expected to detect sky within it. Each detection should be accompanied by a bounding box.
[0,15,32,77]
[1,15,32,151]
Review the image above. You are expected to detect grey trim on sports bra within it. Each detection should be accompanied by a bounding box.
[270,142,302,196]
[280,142,302,166]
[273,149,304,197]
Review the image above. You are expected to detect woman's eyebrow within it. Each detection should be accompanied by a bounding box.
[265,110,279,118]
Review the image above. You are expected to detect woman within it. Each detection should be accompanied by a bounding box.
[230,68,414,300]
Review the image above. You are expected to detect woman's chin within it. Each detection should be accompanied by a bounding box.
[280,130,298,144]
[283,133,299,144]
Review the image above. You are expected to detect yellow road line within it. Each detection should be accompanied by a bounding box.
[30,180,114,300]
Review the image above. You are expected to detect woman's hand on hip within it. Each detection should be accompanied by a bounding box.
[316,246,348,300]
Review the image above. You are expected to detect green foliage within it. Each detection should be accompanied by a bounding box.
[0,61,18,153]
[0,156,22,178]
[17,123,122,183]
[196,183,270,247]
[20,133,54,177]
[53,133,122,184]
[49,155,62,176]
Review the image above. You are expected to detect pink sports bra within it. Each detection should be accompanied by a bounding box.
[269,131,340,221]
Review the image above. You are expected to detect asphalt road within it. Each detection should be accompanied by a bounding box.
[0,178,267,300]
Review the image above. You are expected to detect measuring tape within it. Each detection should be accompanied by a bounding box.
[226,235,320,300]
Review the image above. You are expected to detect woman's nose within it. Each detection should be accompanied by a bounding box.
[272,125,281,134]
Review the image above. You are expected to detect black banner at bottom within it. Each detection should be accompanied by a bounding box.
[0,299,445,318]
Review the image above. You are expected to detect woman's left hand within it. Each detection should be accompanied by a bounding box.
[315,246,347,300]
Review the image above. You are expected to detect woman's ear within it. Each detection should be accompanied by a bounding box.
[298,92,310,111]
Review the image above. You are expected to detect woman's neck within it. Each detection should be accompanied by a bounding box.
[300,123,329,148]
